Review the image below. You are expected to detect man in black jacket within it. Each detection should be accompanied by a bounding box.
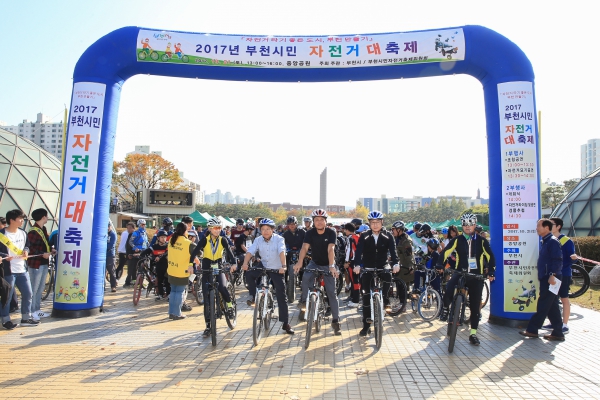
[437,213,495,346]
[353,211,400,337]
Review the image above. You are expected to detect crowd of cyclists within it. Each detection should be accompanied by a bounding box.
[117,208,495,346]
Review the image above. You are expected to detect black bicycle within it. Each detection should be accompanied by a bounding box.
[303,267,332,350]
[287,250,299,304]
[203,264,237,346]
[251,266,275,346]
[363,267,391,350]
[41,255,56,301]
[446,270,486,353]
[569,260,591,299]
[387,274,408,317]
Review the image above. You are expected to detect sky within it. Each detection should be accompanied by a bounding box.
[0,0,596,209]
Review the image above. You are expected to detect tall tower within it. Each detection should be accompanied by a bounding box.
[319,168,327,209]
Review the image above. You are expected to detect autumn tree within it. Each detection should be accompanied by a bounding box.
[563,178,581,194]
[112,153,187,205]
[541,185,566,210]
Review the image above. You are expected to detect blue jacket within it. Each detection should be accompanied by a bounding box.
[537,233,563,281]
[128,227,148,252]
[557,234,575,277]
[107,229,117,258]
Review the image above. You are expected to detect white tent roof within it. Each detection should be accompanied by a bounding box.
[217,216,235,227]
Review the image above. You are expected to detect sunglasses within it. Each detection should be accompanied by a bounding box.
[211,226,222,230]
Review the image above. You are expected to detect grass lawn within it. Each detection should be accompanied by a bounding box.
[570,285,600,310]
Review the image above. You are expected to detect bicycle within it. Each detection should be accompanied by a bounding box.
[363,267,391,350]
[204,264,237,346]
[41,255,56,301]
[287,250,299,304]
[133,256,157,306]
[414,267,442,321]
[569,260,590,298]
[251,266,275,346]
[446,270,486,353]
[303,267,332,349]
[387,274,408,316]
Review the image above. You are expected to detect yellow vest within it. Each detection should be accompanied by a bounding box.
[203,235,224,261]
[167,235,193,278]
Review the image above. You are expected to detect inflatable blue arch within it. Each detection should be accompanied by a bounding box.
[54,25,540,326]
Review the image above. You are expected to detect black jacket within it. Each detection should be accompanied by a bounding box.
[438,234,496,276]
[354,229,399,269]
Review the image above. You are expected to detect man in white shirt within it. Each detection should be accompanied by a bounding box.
[0,209,39,329]
[115,222,134,280]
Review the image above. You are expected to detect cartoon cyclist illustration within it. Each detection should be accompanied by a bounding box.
[141,38,153,54]
[165,42,173,57]
[174,42,183,58]
[160,42,189,63]
[138,38,159,61]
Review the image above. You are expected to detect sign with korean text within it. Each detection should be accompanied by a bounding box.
[498,82,540,312]
[136,28,464,69]
[55,82,105,304]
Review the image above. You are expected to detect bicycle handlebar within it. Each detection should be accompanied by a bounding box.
[304,267,333,276]
[450,269,487,281]
[363,267,392,274]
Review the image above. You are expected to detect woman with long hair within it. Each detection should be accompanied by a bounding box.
[167,223,196,320]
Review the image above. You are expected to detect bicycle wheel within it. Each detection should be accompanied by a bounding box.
[373,293,383,350]
[481,281,490,308]
[418,289,442,321]
[133,274,143,305]
[138,51,147,60]
[42,266,54,301]
[192,277,202,305]
[388,278,407,316]
[287,266,295,304]
[336,274,343,296]
[569,264,590,299]
[253,292,264,346]
[182,55,189,63]
[305,293,317,349]
[448,295,463,353]
[224,282,237,330]
[210,290,217,346]
[150,51,159,61]
[265,292,273,332]
[315,294,323,333]
[145,279,154,298]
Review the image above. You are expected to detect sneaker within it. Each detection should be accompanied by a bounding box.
[2,321,18,330]
[246,298,255,307]
[297,301,306,312]
[169,314,186,320]
[202,327,211,338]
[20,318,40,327]
[35,311,50,319]
[411,289,421,299]
[111,288,117,293]
[542,324,553,329]
[359,326,371,337]
[342,297,351,303]
[181,303,192,312]
[282,323,295,335]
[32,313,40,322]
[439,307,449,322]
[469,334,480,346]
[331,321,341,335]
[562,326,570,334]
[347,301,359,308]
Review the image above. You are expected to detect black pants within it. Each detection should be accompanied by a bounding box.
[526,278,564,337]
[125,256,138,285]
[443,272,484,330]
[202,269,231,323]
[361,269,391,324]
[116,253,127,279]
[347,266,361,303]
[155,264,170,297]
[246,269,289,324]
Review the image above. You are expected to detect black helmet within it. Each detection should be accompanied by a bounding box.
[419,223,431,234]
[392,220,405,230]
[426,238,440,250]
[350,218,363,228]
[162,217,173,226]
[236,218,244,225]
[413,222,422,231]
[286,216,298,225]
[475,225,483,233]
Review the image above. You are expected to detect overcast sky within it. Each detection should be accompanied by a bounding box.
[0,0,596,208]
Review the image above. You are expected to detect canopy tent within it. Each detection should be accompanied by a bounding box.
[174,210,208,227]
[217,216,235,227]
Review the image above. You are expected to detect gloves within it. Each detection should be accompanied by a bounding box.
[392,264,400,274]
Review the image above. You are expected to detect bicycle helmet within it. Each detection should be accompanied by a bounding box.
[413,222,422,232]
[350,218,363,228]
[461,213,477,226]
[441,227,449,235]
[356,224,369,233]
[259,218,275,228]
[236,218,244,225]
[303,217,312,223]
[367,211,384,220]
[426,238,440,251]
[286,216,298,225]
[392,220,406,230]
[157,230,168,237]
[206,217,222,227]
[137,219,146,226]
[419,223,432,234]
[311,209,328,219]
[245,223,255,230]
[162,217,173,226]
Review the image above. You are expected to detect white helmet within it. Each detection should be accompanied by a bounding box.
[137,219,146,227]
[206,217,222,228]
[460,213,477,226]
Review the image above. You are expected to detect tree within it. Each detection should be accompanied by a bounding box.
[273,206,288,225]
[563,178,581,194]
[112,153,187,205]
[541,185,566,210]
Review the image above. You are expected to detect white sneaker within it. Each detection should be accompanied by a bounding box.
[36,311,50,318]
[32,313,40,322]
[347,301,359,308]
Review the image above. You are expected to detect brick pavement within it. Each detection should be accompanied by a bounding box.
[1,281,599,400]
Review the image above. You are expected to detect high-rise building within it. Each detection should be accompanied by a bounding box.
[581,139,600,178]
[0,113,64,160]
[320,168,327,209]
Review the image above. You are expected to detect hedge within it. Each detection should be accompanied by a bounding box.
[572,236,600,266]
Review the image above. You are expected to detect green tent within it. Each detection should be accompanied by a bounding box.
[174,210,208,227]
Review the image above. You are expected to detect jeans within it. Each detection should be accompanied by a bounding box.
[105,255,117,289]
[28,266,48,312]
[168,284,186,317]
[301,260,339,321]
[526,277,564,337]
[1,273,33,323]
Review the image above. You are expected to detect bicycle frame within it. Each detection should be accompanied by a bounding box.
[305,268,328,323]
[364,268,388,323]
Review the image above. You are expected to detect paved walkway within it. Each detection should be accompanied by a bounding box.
[1,282,599,399]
